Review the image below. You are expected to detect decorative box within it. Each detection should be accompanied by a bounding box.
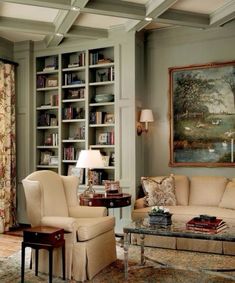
[148,212,172,226]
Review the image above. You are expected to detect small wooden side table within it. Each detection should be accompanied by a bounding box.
[79,193,131,209]
[21,226,65,283]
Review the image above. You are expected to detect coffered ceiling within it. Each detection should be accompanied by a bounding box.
[0,0,234,47]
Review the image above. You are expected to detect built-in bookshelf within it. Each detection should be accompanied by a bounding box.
[35,46,116,189]
[35,55,60,172]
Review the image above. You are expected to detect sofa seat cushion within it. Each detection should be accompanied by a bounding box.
[76,216,115,241]
[132,205,235,225]
[189,176,228,206]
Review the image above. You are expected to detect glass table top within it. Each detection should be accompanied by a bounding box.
[123,218,235,242]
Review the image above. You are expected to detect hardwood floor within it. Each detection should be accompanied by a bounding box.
[0,234,22,257]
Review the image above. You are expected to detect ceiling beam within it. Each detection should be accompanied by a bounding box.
[126,0,178,32]
[45,9,80,47]
[45,0,89,47]
[82,0,145,20]
[66,25,108,39]
[210,0,235,27]
[0,0,72,10]
[0,16,54,34]
[157,9,210,29]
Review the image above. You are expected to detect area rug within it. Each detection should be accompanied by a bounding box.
[1,245,235,282]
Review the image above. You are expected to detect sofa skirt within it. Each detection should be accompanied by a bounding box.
[132,234,235,255]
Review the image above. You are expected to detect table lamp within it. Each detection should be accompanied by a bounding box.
[76,149,104,196]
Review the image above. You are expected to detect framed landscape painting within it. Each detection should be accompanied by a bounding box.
[169,61,235,167]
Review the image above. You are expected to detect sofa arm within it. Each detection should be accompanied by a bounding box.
[134,197,146,209]
[41,216,78,233]
[68,205,107,218]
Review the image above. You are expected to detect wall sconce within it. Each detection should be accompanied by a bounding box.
[137,109,154,135]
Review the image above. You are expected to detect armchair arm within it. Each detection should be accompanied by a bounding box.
[41,216,78,233]
[68,205,107,218]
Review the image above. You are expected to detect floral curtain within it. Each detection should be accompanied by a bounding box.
[0,62,17,231]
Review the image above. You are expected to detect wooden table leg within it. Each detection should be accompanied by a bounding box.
[21,242,25,283]
[49,248,53,283]
[35,248,39,276]
[62,241,65,280]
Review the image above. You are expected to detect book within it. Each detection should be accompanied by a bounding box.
[187,223,227,234]
[186,216,228,234]
[186,217,224,229]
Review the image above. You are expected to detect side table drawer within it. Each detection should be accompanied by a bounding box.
[23,227,64,245]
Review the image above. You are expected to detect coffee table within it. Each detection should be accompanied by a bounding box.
[123,218,235,280]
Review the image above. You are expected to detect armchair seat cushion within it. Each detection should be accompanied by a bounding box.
[76,216,115,241]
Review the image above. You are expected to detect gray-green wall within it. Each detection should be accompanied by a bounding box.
[0,37,13,60]
[145,22,235,178]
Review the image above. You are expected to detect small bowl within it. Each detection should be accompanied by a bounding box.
[95,94,114,103]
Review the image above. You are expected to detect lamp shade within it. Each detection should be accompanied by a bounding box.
[76,150,104,168]
[140,109,154,122]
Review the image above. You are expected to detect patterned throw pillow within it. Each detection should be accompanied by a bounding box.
[141,175,176,207]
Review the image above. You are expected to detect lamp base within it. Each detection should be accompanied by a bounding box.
[83,184,95,197]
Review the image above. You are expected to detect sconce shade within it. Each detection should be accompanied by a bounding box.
[76,150,104,168]
[140,109,154,122]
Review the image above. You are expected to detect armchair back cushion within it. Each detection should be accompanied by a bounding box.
[26,170,69,217]
[189,176,228,206]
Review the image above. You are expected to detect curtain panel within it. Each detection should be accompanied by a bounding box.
[0,62,17,231]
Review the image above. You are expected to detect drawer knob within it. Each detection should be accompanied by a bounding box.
[55,234,61,240]
[110,202,114,207]
[88,201,92,206]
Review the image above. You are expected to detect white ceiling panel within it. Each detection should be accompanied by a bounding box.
[0,2,58,22]
[74,13,128,29]
[172,0,227,14]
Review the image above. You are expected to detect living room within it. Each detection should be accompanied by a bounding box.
[0,0,235,282]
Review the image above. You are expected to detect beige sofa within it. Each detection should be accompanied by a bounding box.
[132,175,235,255]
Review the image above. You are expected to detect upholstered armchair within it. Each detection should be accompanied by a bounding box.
[22,170,116,281]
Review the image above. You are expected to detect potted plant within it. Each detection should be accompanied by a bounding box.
[148,206,172,226]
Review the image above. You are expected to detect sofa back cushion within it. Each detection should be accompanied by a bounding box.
[219,181,235,209]
[189,176,228,206]
[174,175,190,205]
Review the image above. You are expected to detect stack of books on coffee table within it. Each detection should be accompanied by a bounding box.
[186,215,227,234]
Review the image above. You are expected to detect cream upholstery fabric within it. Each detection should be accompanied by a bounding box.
[133,175,235,255]
[76,217,115,241]
[22,170,117,281]
[174,175,189,205]
[189,176,228,206]
[219,181,235,209]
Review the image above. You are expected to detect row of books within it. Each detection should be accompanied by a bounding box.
[64,147,79,161]
[97,132,114,145]
[38,113,57,127]
[44,133,58,146]
[90,111,106,124]
[67,53,86,68]
[63,107,85,120]
[65,88,85,100]
[186,216,227,234]
[64,73,85,86]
